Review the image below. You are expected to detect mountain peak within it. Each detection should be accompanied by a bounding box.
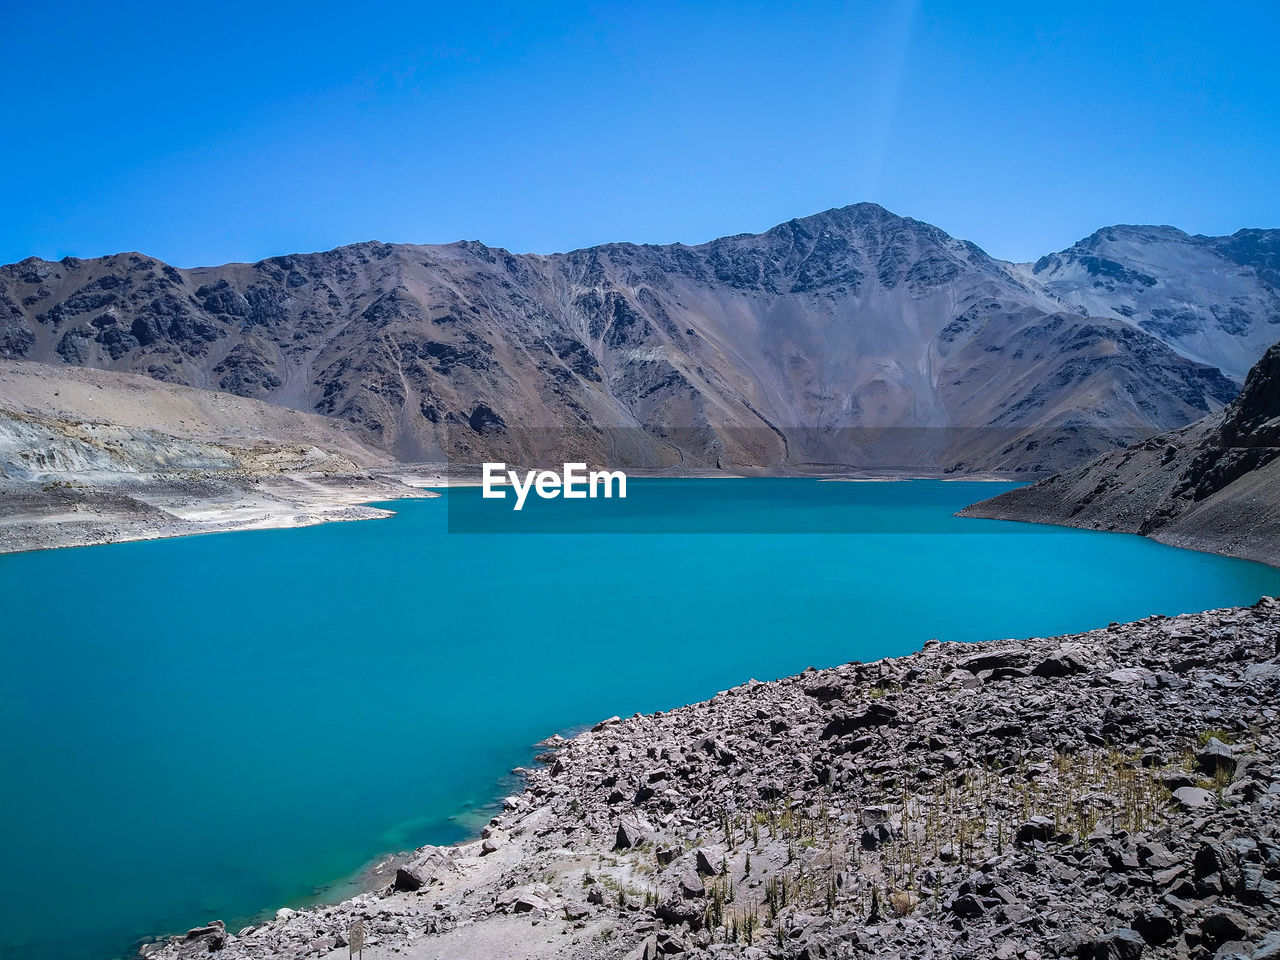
[1070,223,1192,252]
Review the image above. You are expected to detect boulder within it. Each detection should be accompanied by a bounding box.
[861,806,891,828]
[182,921,226,951]
[1033,651,1087,677]
[957,647,1029,673]
[819,702,898,739]
[655,893,703,930]
[623,936,658,960]
[1201,908,1250,948]
[1241,862,1280,905]
[1136,842,1178,870]
[948,893,984,918]
[1194,840,1240,885]
[803,681,848,702]
[1196,737,1235,777]
[695,736,737,765]
[678,872,705,900]
[1249,932,1280,960]
[757,779,784,800]
[1172,786,1216,810]
[511,894,549,914]
[393,866,426,891]
[1132,907,1175,945]
[1015,815,1055,845]
[1105,667,1154,685]
[694,848,718,876]
[655,931,688,956]
[614,815,650,850]
[1080,928,1145,960]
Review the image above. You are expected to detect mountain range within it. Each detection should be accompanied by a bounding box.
[3,203,1277,475]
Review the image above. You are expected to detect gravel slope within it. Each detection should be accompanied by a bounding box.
[960,341,1280,567]
[0,359,436,553]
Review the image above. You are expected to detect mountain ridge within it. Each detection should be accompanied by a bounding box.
[1022,221,1280,379]
[2,203,1271,475]
[960,339,1280,566]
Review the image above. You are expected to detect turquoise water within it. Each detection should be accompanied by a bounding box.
[2,479,1279,960]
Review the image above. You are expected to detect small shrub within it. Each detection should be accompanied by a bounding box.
[889,888,916,916]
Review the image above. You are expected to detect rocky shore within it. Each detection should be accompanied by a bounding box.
[961,341,1280,568]
[147,599,1280,960]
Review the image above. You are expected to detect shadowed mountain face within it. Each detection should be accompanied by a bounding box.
[960,340,1280,565]
[0,204,1253,474]
[1024,225,1280,381]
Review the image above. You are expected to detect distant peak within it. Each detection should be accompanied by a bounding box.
[797,201,900,224]
[827,201,894,216]
[1076,224,1193,247]
[767,202,951,242]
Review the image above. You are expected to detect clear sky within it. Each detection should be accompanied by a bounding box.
[2,1,1277,267]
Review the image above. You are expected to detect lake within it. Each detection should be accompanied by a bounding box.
[2,479,1278,960]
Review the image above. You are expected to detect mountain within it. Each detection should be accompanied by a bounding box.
[0,359,430,553]
[1022,225,1280,381]
[0,204,1256,475]
[960,339,1280,565]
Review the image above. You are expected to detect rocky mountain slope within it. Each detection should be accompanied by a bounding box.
[960,340,1280,566]
[1,204,1256,476]
[0,360,433,553]
[146,598,1280,960]
[1024,225,1280,381]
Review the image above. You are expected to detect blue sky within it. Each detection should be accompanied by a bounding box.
[2,1,1277,267]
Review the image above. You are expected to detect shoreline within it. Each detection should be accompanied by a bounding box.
[1,471,1025,557]
[0,470,444,556]
[960,497,1280,571]
[141,597,1280,960]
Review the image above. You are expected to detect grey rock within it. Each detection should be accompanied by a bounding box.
[1015,815,1055,845]
[819,702,898,739]
[1032,651,1087,677]
[392,866,426,892]
[511,894,549,914]
[1250,932,1280,960]
[1132,907,1175,945]
[615,815,649,850]
[1202,909,1251,948]
[181,921,226,952]
[678,872,705,900]
[1081,928,1146,960]
[1197,737,1236,777]
[694,848,718,876]
[948,893,984,918]
[1172,786,1216,810]
[957,647,1029,673]
[655,894,703,930]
